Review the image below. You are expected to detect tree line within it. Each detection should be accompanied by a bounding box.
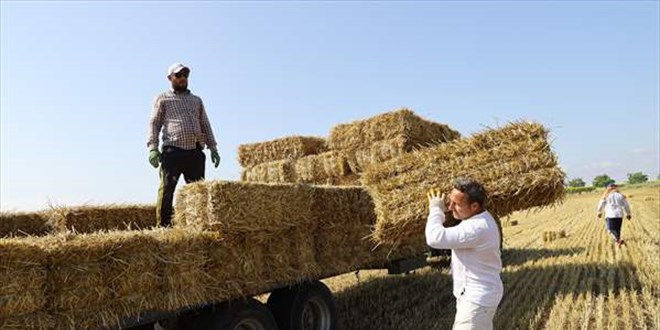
[567,172,654,188]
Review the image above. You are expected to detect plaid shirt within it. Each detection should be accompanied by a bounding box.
[147,89,217,151]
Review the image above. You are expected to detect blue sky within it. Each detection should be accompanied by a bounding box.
[1,1,658,211]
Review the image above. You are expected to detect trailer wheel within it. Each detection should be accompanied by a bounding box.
[267,281,337,330]
[186,298,278,330]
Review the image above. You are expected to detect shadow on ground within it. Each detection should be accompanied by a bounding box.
[336,260,642,330]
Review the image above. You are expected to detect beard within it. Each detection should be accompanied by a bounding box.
[172,82,188,92]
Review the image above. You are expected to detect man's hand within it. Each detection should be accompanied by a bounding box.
[597,212,602,219]
[210,147,221,168]
[426,188,447,213]
[149,149,161,168]
[626,214,632,220]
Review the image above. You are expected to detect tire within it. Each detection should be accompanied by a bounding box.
[185,298,278,330]
[267,281,337,330]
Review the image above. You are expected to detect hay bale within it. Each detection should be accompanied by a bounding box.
[310,186,377,275]
[47,230,162,329]
[542,230,565,242]
[292,151,351,184]
[203,230,318,299]
[238,136,327,168]
[155,228,221,310]
[344,137,414,174]
[47,204,157,234]
[0,236,50,321]
[325,174,362,186]
[362,121,565,246]
[327,108,460,151]
[0,312,54,330]
[175,180,321,285]
[0,211,51,237]
[242,159,295,183]
[242,153,356,186]
[175,180,423,282]
[175,181,315,233]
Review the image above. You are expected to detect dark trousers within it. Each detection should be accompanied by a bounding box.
[605,217,623,242]
[157,145,205,227]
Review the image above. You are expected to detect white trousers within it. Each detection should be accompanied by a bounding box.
[452,297,497,330]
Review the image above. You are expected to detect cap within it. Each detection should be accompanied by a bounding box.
[607,182,617,188]
[167,63,190,76]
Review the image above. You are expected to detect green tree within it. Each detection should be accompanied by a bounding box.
[593,174,614,188]
[627,172,648,184]
[567,178,586,187]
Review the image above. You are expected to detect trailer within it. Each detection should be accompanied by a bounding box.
[117,252,437,330]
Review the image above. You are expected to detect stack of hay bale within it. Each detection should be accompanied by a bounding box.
[173,181,419,280]
[362,121,566,247]
[240,109,461,185]
[0,110,566,330]
[0,228,234,329]
[327,108,461,175]
[239,135,349,185]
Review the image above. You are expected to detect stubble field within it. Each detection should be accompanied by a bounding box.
[323,184,660,330]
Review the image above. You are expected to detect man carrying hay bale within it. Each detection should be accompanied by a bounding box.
[425,177,502,330]
[147,63,221,227]
[597,183,632,247]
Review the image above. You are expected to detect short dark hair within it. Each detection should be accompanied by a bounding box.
[452,177,487,207]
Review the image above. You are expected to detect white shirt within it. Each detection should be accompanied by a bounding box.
[425,207,503,307]
[597,191,631,218]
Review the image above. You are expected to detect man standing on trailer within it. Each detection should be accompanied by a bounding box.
[147,63,221,227]
[425,177,503,330]
[597,182,632,247]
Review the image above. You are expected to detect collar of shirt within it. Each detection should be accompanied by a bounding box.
[169,88,191,95]
[466,210,488,221]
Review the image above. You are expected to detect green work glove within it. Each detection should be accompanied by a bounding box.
[149,149,161,168]
[210,147,221,168]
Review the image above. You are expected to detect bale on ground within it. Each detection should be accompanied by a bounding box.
[327,108,460,151]
[362,121,565,246]
[0,211,51,237]
[47,204,157,233]
[238,136,327,168]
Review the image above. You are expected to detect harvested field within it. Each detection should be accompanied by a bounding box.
[321,184,660,330]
